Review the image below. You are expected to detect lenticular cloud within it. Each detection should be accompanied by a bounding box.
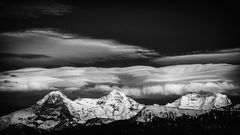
[117,81,239,97]
[0,64,239,97]
[0,29,158,67]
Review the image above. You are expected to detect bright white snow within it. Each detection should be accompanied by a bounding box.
[0,90,233,130]
[165,92,232,110]
[0,89,144,130]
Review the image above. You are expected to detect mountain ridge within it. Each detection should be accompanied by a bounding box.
[0,89,144,130]
[165,92,231,110]
[0,89,237,132]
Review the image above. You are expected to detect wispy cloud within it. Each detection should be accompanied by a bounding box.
[0,29,158,68]
[0,64,239,97]
[0,52,50,59]
[216,48,240,53]
[153,48,240,65]
[0,1,74,18]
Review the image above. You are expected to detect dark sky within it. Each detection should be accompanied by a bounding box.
[0,0,240,116]
[0,0,240,70]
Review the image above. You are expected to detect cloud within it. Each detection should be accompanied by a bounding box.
[0,52,50,59]
[153,48,240,65]
[0,64,239,97]
[0,1,74,18]
[1,29,239,69]
[0,29,158,68]
[101,82,239,98]
[216,48,240,53]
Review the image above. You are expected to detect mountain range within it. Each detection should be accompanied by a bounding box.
[0,89,239,135]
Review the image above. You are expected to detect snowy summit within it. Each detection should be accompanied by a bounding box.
[165,92,231,110]
[0,90,234,130]
[0,89,144,130]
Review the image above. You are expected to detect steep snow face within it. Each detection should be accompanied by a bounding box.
[133,104,208,122]
[0,91,233,130]
[37,91,69,105]
[0,91,80,130]
[165,92,231,110]
[214,93,232,108]
[75,89,144,120]
[100,89,144,119]
[0,89,144,130]
[34,91,81,123]
[134,92,232,123]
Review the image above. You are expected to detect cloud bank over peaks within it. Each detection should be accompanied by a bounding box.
[111,81,239,98]
[0,64,239,98]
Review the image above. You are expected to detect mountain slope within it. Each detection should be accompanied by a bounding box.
[132,92,232,122]
[165,92,231,110]
[75,89,143,120]
[132,104,209,122]
[0,89,144,130]
[0,90,237,134]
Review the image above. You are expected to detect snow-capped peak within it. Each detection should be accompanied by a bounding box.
[108,89,126,98]
[133,93,231,123]
[101,89,128,103]
[214,93,232,108]
[0,89,144,130]
[48,91,65,97]
[75,89,144,121]
[165,92,231,110]
[36,91,70,105]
